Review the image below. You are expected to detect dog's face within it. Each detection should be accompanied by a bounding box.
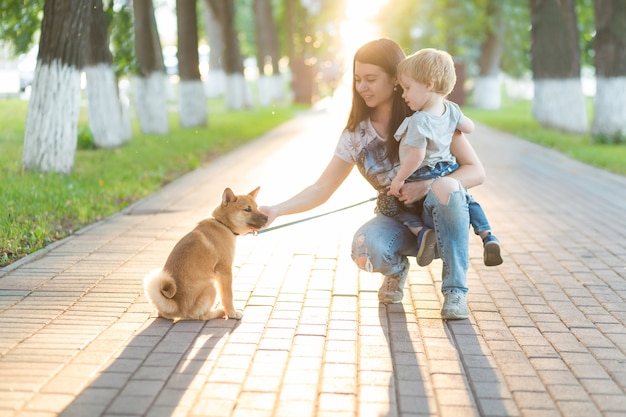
[213,187,268,235]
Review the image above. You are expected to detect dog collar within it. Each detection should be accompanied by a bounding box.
[215,219,239,235]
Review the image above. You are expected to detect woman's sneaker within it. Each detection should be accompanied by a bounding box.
[441,292,469,320]
[416,227,436,267]
[482,233,503,266]
[378,274,407,304]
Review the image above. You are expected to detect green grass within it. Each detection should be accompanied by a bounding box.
[1,98,307,267]
[463,98,626,176]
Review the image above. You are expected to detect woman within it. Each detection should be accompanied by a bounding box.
[260,39,485,320]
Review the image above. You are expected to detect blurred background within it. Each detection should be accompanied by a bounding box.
[2,0,621,184]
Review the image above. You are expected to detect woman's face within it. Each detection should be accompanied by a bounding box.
[353,61,396,109]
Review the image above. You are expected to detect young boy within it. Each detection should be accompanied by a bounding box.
[388,48,502,267]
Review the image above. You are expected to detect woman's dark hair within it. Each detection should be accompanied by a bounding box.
[345,38,412,163]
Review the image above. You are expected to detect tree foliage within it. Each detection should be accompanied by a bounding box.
[499,1,530,78]
[0,0,44,55]
[576,0,596,67]
[108,2,138,78]
[375,0,594,79]
[378,0,485,59]
[0,0,136,78]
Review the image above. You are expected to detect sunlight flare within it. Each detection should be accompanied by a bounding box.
[340,0,388,59]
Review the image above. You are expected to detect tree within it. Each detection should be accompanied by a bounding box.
[285,0,314,103]
[22,0,92,173]
[529,0,588,133]
[592,0,626,143]
[177,0,207,127]
[207,0,252,109]
[253,0,282,105]
[201,0,225,98]
[473,0,505,109]
[86,0,132,148]
[134,0,169,134]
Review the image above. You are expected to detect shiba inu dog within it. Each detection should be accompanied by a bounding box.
[144,187,267,321]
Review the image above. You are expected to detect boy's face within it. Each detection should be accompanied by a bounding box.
[399,74,431,112]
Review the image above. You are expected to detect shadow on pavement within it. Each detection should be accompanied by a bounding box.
[59,318,236,416]
[446,320,511,416]
[379,303,430,416]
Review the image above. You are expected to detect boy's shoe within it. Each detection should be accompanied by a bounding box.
[416,227,436,267]
[483,233,503,266]
[441,292,469,320]
[378,274,407,304]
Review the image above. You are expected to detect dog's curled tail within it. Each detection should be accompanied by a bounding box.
[143,269,178,315]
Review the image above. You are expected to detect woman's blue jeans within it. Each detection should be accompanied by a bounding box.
[352,184,470,295]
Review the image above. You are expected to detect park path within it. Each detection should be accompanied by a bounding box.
[1,90,626,417]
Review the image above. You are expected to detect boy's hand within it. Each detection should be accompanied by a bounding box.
[388,178,404,197]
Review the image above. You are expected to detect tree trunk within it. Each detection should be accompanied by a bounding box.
[208,0,252,110]
[529,0,588,133]
[592,0,626,141]
[473,0,505,109]
[201,0,225,98]
[86,0,131,148]
[22,0,91,173]
[134,0,169,134]
[177,0,207,127]
[285,0,296,64]
[254,0,282,106]
[285,0,313,103]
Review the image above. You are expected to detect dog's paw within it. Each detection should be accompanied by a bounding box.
[227,310,243,320]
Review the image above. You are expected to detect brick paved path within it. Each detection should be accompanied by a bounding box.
[2,96,626,417]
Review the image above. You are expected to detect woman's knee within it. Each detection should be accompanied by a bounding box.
[431,177,460,205]
[352,232,372,271]
[355,255,370,270]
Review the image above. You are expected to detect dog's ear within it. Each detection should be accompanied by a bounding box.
[248,186,261,199]
[222,188,237,205]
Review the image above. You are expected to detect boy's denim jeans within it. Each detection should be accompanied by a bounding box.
[352,183,470,295]
[407,162,491,235]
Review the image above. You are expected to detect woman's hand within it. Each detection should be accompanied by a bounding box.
[398,181,430,204]
[258,206,278,228]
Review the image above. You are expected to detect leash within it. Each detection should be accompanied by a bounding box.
[254,196,377,235]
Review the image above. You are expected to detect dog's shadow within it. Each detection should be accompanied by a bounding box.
[60,317,238,416]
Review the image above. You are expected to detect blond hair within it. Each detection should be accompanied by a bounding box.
[397,48,456,96]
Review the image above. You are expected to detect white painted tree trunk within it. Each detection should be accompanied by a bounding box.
[201,1,224,99]
[592,76,626,138]
[256,74,284,106]
[224,73,253,110]
[119,91,133,141]
[472,75,501,109]
[134,72,169,134]
[257,75,271,106]
[22,61,81,173]
[533,78,588,134]
[204,69,225,98]
[179,79,207,127]
[86,63,128,148]
[271,74,284,101]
